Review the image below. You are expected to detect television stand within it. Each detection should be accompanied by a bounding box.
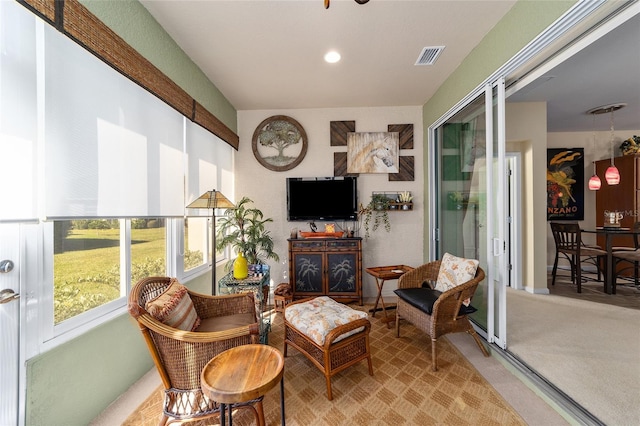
[288,237,362,305]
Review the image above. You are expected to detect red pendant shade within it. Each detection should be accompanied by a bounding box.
[586,103,625,190]
[605,165,620,185]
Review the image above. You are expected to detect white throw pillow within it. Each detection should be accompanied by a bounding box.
[435,253,479,306]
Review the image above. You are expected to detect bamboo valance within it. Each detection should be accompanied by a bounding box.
[18,0,239,149]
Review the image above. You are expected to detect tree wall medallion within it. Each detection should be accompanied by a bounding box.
[252,115,308,171]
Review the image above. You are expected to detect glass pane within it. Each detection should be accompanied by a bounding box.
[211,216,226,267]
[437,93,488,331]
[53,220,121,324]
[131,218,166,285]
[184,217,207,271]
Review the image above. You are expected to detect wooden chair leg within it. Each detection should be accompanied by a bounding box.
[254,400,266,426]
[576,257,582,293]
[431,338,438,372]
[551,253,559,286]
[325,375,333,401]
[158,413,169,426]
[468,329,490,357]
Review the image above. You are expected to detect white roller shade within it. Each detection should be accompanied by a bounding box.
[43,24,183,218]
[0,2,38,222]
[185,121,234,215]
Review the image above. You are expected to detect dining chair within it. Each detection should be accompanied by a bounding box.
[612,222,640,291]
[550,222,607,293]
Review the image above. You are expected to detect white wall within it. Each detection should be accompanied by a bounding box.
[236,107,424,302]
[506,102,548,293]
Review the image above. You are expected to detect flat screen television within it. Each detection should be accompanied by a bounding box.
[286,177,358,221]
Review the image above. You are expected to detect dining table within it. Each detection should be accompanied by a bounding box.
[582,226,640,294]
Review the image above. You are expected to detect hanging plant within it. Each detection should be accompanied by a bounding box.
[358,194,391,238]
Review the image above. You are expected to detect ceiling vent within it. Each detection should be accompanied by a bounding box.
[415,46,445,66]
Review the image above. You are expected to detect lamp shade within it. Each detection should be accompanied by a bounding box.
[588,174,601,190]
[186,190,235,210]
[605,165,620,185]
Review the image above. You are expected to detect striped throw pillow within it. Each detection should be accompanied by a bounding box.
[145,278,201,331]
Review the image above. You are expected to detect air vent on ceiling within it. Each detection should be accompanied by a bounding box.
[415,46,445,66]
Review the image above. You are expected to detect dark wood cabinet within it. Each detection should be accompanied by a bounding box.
[595,154,639,249]
[288,237,363,305]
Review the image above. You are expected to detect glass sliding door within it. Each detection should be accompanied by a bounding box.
[433,81,508,347]
[435,92,489,331]
[488,80,507,348]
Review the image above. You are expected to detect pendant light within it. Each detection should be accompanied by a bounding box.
[588,161,601,190]
[586,103,626,187]
[604,108,620,185]
[588,112,601,190]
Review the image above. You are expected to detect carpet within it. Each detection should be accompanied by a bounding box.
[507,287,640,426]
[124,305,525,425]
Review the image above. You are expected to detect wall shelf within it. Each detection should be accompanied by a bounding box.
[371,191,414,211]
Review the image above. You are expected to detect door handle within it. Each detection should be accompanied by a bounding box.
[0,259,14,273]
[0,289,20,304]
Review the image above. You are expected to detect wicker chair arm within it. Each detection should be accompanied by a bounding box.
[397,261,441,289]
[137,313,259,343]
[324,318,371,348]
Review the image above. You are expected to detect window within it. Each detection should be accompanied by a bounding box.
[3,1,234,353]
[52,218,168,326]
[131,218,167,284]
[184,217,208,272]
[53,220,122,324]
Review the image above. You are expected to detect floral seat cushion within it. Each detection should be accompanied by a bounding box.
[285,296,367,345]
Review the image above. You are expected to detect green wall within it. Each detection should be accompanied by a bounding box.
[421,0,575,260]
[26,314,151,425]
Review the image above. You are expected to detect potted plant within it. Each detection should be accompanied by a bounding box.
[358,194,391,238]
[216,197,280,271]
[398,191,413,210]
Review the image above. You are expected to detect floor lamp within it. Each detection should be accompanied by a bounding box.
[186,190,235,295]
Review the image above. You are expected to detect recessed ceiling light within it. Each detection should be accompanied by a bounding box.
[324,51,341,63]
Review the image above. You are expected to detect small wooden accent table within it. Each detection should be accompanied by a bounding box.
[365,265,414,328]
[201,344,285,426]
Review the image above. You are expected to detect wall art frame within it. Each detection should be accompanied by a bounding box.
[252,115,308,171]
[547,148,584,220]
[347,132,399,174]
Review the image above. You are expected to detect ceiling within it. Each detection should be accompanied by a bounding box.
[508,9,640,132]
[140,0,639,133]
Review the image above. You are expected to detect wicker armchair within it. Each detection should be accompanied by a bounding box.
[128,277,260,426]
[394,261,488,371]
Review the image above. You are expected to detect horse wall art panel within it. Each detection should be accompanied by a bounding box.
[347,132,399,174]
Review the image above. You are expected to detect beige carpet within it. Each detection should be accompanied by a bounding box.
[507,284,640,426]
[123,306,526,425]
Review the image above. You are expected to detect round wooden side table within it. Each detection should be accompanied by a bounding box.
[201,344,285,426]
